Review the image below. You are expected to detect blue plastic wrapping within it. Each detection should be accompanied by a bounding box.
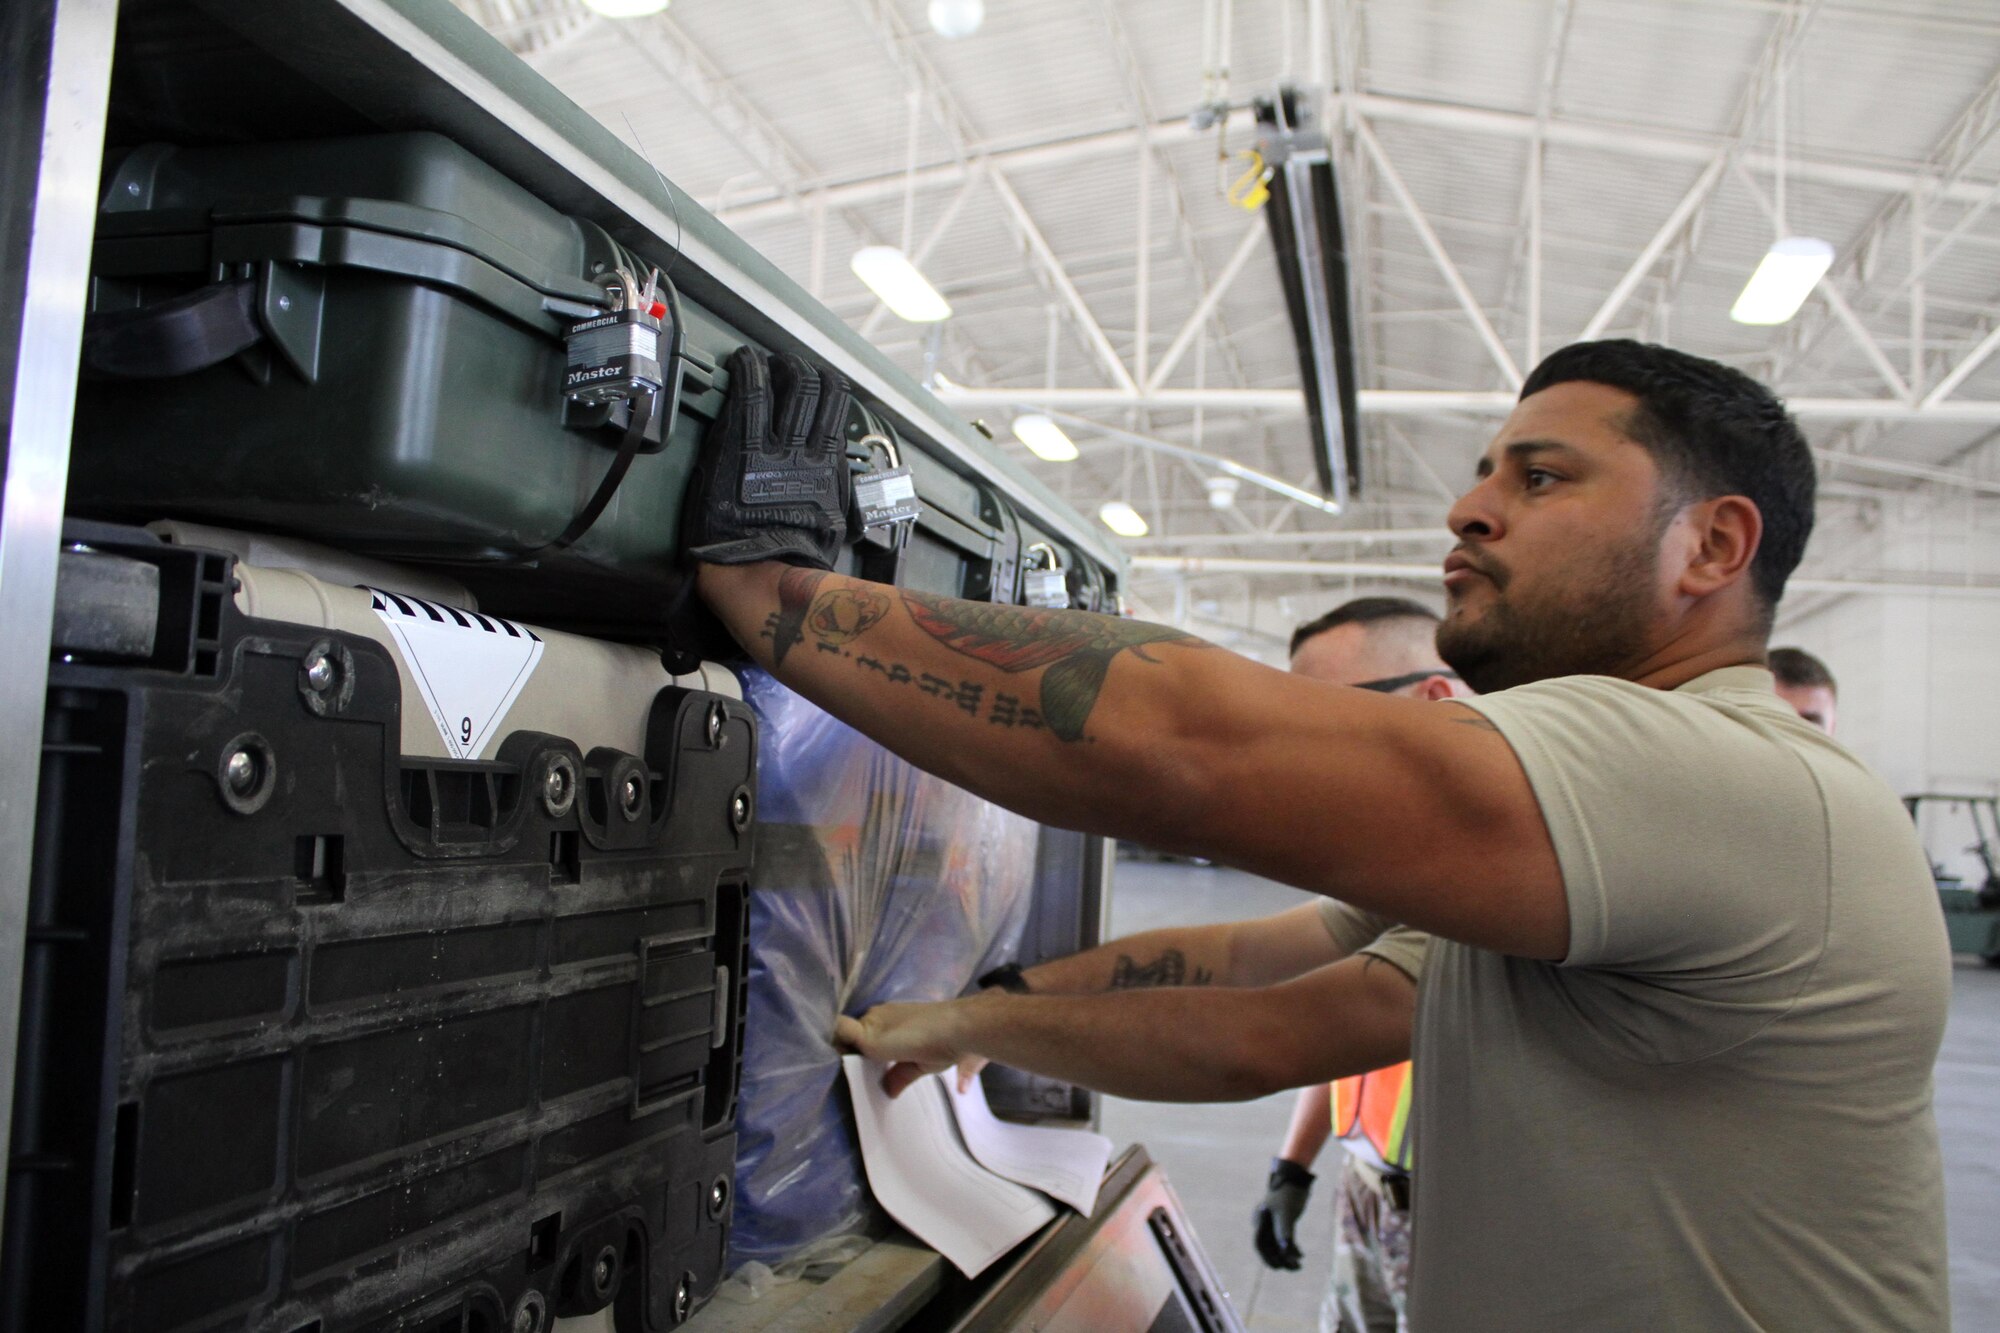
[730,668,1040,1270]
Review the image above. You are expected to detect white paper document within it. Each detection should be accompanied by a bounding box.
[842,1056,1055,1278]
[946,1073,1114,1217]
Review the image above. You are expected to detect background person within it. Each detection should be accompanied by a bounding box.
[964,596,1455,1333]
[1256,598,1462,1333]
[1769,645,1838,734]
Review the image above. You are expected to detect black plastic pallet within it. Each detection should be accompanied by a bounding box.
[8,526,754,1332]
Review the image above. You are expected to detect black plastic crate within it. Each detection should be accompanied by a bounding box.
[8,528,754,1331]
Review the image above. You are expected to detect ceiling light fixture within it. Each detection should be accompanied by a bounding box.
[1098,501,1150,538]
[1730,56,1830,327]
[1205,475,1242,509]
[1012,414,1079,462]
[928,0,984,39]
[1730,237,1835,326]
[582,0,669,17]
[851,246,951,323]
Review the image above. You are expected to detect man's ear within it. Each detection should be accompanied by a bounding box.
[1676,495,1762,599]
[1417,674,1460,702]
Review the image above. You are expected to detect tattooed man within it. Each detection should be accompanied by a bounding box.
[687,342,1951,1331]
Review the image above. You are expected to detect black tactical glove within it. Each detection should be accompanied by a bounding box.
[684,345,854,569]
[1252,1157,1315,1271]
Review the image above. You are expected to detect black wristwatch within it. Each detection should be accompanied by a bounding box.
[977,963,1032,994]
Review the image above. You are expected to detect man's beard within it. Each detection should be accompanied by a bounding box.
[1435,531,1663,693]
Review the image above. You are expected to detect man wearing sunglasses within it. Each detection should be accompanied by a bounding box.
[1263,599,1462,1333]
[945,596,1461,1332]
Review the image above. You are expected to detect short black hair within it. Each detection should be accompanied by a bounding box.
[1290,595,1439,658]
[1519,340,1816,622]
[1768,646,1836,694]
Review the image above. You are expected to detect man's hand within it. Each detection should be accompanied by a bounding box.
[834,997,983,1098]
[1252,1157,1316,1270]
[683,345,853,569]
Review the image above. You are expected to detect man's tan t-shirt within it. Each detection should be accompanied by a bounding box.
[1318,900,1430,984]
[1405,666,1950,1330]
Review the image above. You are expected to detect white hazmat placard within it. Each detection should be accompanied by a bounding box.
[366,587,544,760]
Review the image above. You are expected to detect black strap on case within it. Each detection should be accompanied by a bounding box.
[81,279,263,379]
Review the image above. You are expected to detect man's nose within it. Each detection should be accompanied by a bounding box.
[1448,476,1501,541]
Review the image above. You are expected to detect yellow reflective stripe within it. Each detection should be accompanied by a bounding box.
[1384,1065,1414,1171]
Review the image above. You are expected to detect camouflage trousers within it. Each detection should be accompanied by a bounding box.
[1319,1159,1412,1333]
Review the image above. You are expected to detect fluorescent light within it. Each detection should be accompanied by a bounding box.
[1098,501,1149,538]
[1730,237,1835,326]
[928,0,984,38]
[582,0,669,16]
[1012,414,1079,462]
[850,246,952,323]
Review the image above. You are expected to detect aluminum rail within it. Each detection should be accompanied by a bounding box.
[0,0,119,1240]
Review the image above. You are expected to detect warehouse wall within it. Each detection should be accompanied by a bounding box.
[1778,592,2000,799]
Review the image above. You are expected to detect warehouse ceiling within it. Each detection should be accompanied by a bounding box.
[453,0,2000,639]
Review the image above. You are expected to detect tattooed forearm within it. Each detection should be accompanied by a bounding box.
[1108,949,1214,990]
[766,568,828,669]
[898,592,1202,741]
[766,569,890,669]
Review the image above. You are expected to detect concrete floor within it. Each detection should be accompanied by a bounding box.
[1098,861,2000,1331]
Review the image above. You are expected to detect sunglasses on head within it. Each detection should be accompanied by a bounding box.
[1351,669,1460,694]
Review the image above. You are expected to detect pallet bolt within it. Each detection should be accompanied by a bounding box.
[540,754,577,818]
[224,748,258,794]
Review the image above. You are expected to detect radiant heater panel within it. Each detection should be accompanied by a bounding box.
[1259,93,1363,507]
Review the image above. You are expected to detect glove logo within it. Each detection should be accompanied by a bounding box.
[742,470,836,504]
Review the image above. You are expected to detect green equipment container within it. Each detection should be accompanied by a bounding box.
[70,131,1031,639]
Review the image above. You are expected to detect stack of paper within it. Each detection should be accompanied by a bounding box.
[842,1056,1115,1277]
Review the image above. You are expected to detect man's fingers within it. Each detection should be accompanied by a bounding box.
[882,1060,929,1099]
[1252,1209,1283,1269]
[954,1055,989,1094]
[833,1014,866,1053]
[720,345,770,447]
[769,353,821,452]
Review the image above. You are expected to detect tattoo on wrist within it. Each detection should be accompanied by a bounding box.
[1108,948,1213,989]
[898,593,1200,742]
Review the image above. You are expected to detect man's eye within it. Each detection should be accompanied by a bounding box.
[1524,467,1560,490]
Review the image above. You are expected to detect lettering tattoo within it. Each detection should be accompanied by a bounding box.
[1108,949,1213,990]
[898,593,1201,741]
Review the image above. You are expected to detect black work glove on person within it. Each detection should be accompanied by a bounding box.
[684,345,854,569]
[1252,1157,1314,1271]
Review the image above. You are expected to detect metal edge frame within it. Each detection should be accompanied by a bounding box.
[327,0,1126,580]
[0,0,119,1239]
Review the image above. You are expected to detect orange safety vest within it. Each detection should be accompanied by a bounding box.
[1332,1060,1413,1175]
